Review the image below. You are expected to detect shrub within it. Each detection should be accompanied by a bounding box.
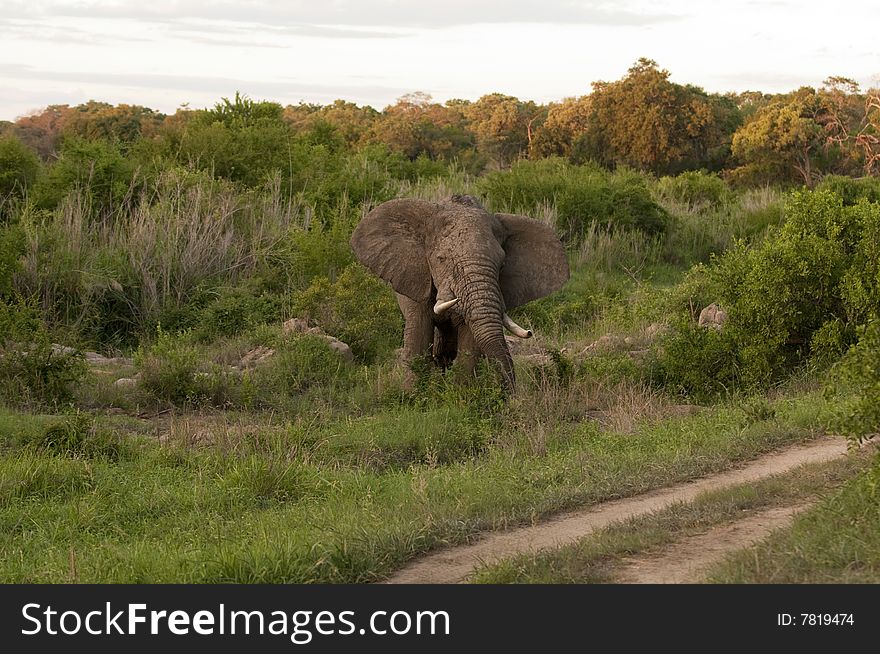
[816,175,880,205]
[0,298,87,408]
[33,137,141,214]
[0,136,40,203]
[191,285,282,343]
[134,327,201,404]
[654,189,880,397]
[478,158,669,242]
[653,320,740,401]
[269,205,357,289]
[249,334,353,399]
[291,264,402,362]
[655,170,731,210]
[0,225,25,297]
[826,318,880,445]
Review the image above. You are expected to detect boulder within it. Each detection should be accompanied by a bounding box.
[698,303,728,330]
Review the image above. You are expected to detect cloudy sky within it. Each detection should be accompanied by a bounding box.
[1,0,878,120]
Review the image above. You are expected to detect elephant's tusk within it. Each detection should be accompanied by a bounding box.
[433,297,460,315]
[503,313,533,338]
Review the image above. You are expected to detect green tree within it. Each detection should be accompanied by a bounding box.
[529,95,592,159]
[366,93,475,162]
[62,101,165,145]
[580,58,735,174]
[463,93,543,168]
[0,136,41,202]
[730,88,828,186]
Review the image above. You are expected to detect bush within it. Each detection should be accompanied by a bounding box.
[134,327,202,404]
[0,136,40,203]
[653,321,740,401]
[655,170,731,210]
[249,334,353,399]
[826,318,880,445]
[191,285,282,343]
[33,137,141,214]
[0,298,87,408]
[0,225,25,297]
[478,158,669,242]
[292,264,402,362]
[654,189,880,397]
[816,175,880,205]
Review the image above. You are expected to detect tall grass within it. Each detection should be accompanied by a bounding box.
[13,169,301,342]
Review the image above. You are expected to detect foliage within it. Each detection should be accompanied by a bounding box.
[529,96,592,159]
[463,93,542,168]
[579,59,739,174]
[816,174,880,205]
[0,136,41,203]
[656,189,880,397]
[655,170,731,210]
[248,334,353,402]
[826,319,880,444]
[134,327,202,404]
[654,320,741,401]
[291,264,402,362]
[190,285,282,343]
[32,136,142,214]
[0,298,87,409]
[479,158,670,241]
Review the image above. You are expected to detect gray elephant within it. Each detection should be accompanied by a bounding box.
[350,195,569,390]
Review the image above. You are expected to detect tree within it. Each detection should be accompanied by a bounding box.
[13,104,74,159]
[285,100,379,148]
[463,93,543,168]
[821,78,880,176]
[529,95,592,159]
[580,59,735,174]
[730,88,829,186]
[62,101,165,144]
[0,135,41,203]
[366,93,475,162]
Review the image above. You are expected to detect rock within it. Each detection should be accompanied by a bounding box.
[236,345,276,369]
[325,338,355,364]
[580,334,622,355]
[84,351,134,366]
[280,318,355,364]
[645,322,670,339]
[698,303,728,330]
[114,377,138,388]
[51,344,78,356]
[282,318,312,335]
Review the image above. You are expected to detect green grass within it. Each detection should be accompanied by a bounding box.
[0,390,832,583]
[469,453,870,584]
[707,454,880,583]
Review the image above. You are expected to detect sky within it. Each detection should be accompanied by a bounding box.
[1,0,878,121]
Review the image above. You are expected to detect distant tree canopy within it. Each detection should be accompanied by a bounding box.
[3,60,877,199]
[576,59,740,175]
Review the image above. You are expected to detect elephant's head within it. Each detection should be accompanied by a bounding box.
[350,195,569,389]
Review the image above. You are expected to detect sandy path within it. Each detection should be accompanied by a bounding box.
[614,503,809,583]
[384,437,847,584]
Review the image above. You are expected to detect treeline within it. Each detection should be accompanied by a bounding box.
[2,58,879,212]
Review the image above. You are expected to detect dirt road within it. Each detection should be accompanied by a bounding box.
[385,437,847,584]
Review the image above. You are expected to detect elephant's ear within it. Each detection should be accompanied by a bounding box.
[350,198,435,302]
[497,213,570,310]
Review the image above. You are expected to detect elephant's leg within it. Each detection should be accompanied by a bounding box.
[433,320,458,370]
[453,323,480,384]
[396,293,434,388]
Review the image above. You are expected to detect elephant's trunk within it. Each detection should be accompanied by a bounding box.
[457,277,516,391]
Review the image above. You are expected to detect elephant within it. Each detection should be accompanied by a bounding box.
[350,194,569,391]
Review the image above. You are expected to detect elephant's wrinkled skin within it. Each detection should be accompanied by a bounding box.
[350,195,569,390]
